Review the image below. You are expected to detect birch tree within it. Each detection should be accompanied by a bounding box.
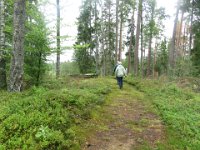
[0,0,6,89]
[9,0,26,92]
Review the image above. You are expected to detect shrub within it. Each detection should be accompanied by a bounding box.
[0,78,112,149]
[125,77,200,149]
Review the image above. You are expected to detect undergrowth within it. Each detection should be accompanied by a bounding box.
[125,76,200,149]
[0,77,111,149]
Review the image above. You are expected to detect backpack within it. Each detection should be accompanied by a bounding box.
[116,65,125,77]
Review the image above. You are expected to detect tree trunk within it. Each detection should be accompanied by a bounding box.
[115,0,119,62]
[140,0,143,77]
[189,0,194,56]
[153,42,157,78]
[147,34,152,76]
[94,1,99,75]
[56,0,60,78]
[108,1,112,75]
[177,10,184,57]
[134,0,142,76]
[147,1,155,77]
[183,22,187,57]
[168,0,180,70]
[36,52,42,86]
[118,18,123,61]
[0,0,6,89]
[127,14,134,74]
[89,0,92,56]
[9,0,26,92]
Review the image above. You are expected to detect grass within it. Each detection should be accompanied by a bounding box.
[1,76,200,149]
[125,76,200,149]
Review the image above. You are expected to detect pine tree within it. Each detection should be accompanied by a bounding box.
[74,0,97,74]
[168,0,181,71]
[100,0,115,75]
[146,0,156,76]
[118,0,132,61]
[134,0,142,76]
[115,0,119,62]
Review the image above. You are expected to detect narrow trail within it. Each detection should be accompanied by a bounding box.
[83,80,166,150]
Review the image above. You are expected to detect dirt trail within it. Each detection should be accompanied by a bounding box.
[83,82,165,150]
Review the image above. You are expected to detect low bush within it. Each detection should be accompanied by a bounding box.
[0,78,112,149]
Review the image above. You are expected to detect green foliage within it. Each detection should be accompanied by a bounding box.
[45,61,80,78]
[74,44,95,74]
[125,77,200,149]
[60,61,80,76]
[155,39,168,75]
[119,0,133,22]
[174,57,195,77]
[0,78,112,149]
[4,0,51,87]
[24,2,51,86]
[189,1,200,77]
[191,23,200,76]
[74,0,99,74]
[100,0,116,75]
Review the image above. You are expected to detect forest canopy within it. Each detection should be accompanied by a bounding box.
[0,0,199,89]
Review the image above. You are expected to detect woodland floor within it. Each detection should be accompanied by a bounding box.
[82,79,166,150]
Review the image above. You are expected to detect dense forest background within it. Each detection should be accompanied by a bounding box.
[0,0,200,91]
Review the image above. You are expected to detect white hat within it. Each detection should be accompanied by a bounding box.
[117,61,122,65]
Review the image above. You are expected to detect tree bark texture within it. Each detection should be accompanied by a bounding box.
[127,14,134,74]
[140,0,144,77]
[0,0,6,89]
[153,42,158,78]
[147,1,155,77]
[169,0,180,69]
[56,0,61,78]
[134,0,142,76]
[94,1,100,75]
[115,0,119,62]
[118,18,123,61]
[189,0,194,56]
[9,0,26,92]
[177,11,184,57]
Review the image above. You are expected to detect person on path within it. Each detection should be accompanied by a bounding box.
[114,61,126,89]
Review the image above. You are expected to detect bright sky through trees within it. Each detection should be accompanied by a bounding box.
[43,0,178,62]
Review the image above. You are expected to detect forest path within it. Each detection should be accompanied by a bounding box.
[82,79,165,150]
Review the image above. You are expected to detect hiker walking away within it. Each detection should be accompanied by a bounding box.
[115,61,126,89]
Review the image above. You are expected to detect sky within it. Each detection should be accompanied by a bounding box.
[157,0,178,37]
[42,0,178,62]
